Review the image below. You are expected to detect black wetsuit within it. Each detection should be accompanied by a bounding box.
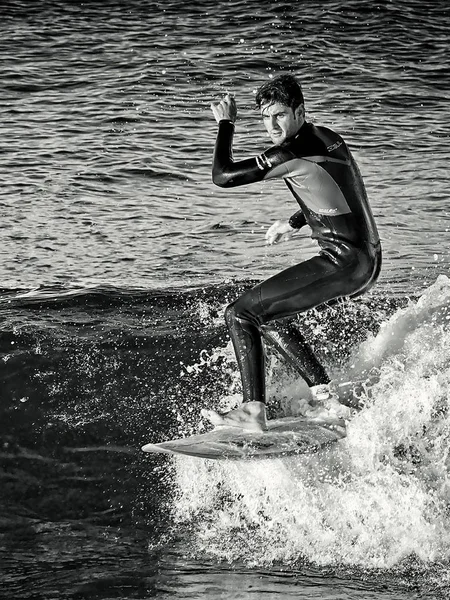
[213,119,382,403]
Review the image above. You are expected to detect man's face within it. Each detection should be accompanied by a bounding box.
[260,102,304,145]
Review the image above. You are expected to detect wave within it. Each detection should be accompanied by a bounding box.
[170,277,450,576]
[2,274,450,593]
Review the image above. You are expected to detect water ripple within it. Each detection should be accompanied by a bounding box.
[0,0,449,292]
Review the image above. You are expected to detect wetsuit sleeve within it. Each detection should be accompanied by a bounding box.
[288,210,307,230]
[212,120,295,188]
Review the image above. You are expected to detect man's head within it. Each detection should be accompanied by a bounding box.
[255,74,305,145]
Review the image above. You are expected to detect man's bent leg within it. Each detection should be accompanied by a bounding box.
[202,250,375,430]
[261,322,330,387]
[219,255,343,406]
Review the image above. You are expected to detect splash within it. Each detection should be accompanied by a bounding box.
[171,277,450,569]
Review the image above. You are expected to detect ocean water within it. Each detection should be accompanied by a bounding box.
[1,0,450,598]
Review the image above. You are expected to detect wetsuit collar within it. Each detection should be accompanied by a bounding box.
[293,120,309,140]
[279,121,309,147]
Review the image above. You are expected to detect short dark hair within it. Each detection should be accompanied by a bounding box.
[255,74,304,111]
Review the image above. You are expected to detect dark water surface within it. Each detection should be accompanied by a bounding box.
[2,1,450,598]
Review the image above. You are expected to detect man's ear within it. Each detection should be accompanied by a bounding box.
[295,104,305,121]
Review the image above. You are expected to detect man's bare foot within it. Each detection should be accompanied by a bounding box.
[201,401,267,432]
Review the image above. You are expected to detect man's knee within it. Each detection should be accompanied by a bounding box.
[224,301,239,329]
[225,288,263,329]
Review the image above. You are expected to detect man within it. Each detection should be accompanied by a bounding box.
[201,74,381,432]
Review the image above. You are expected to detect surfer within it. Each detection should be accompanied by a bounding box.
[202,74,381,432]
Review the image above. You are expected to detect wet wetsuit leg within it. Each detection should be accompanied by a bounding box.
[225,248,379,403]
[261,323,330,387]
[261,244,382,385]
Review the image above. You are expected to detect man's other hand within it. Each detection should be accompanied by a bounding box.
[265,220,296,245]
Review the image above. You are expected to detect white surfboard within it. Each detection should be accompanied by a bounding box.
[142,416,346,460]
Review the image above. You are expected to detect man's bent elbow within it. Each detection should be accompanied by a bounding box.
[212,169,234,188]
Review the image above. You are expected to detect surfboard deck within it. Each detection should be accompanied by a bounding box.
[141,416,346,460]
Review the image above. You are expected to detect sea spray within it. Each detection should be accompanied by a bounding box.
[171,277,450,569]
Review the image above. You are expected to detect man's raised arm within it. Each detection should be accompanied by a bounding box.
[211,94,267,188]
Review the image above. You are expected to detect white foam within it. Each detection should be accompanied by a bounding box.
[172,277,450,568]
